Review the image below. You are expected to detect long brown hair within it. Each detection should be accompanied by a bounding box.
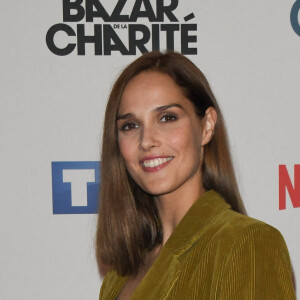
[96,51,246,277]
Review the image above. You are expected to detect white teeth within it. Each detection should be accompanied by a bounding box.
[142,157,173,168]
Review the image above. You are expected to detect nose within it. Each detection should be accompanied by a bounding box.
[139,125,161,151]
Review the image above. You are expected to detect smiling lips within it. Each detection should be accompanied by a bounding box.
[140,156,174,172]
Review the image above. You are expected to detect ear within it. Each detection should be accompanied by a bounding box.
[201,107,217,146]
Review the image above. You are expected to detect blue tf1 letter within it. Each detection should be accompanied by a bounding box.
[52,161,100,214]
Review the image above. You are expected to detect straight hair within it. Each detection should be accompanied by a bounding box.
[96,51,246,276]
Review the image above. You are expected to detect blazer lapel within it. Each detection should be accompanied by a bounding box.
[100,247,182,300]
[130,191,230,299]
[131,250,182,300]
[100,191,230,300]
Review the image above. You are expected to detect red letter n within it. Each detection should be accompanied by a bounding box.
[279,165,300,210]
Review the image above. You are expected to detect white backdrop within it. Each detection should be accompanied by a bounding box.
[1,0,300,299]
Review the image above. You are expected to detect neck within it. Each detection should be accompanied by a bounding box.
[155,178,206,245]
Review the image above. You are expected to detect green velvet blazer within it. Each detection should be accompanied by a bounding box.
[99,190,295,299]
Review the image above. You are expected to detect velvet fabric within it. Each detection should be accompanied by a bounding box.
[99,190,295,299]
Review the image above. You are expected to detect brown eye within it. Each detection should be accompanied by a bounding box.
[121,122,139,131]
[160,114,178,122]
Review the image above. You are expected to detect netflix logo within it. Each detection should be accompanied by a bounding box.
[279,165,300,210]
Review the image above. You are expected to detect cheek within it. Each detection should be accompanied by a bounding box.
[167,126,201,153]
[118,136,136,166]
[168,129,185,148]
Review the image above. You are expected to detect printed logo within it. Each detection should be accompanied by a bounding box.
[291,0,300,36]
[52,161,100,214]
[279,164,300,210]
[46,0,198,56]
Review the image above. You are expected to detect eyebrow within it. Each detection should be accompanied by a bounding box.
[116,103,184,121]
[116,113,134,121]
[154,103,184,112]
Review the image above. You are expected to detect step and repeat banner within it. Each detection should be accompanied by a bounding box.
[1,1,300,299]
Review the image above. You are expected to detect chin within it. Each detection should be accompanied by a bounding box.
[140,183,175,197]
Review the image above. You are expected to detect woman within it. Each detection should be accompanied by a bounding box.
[96,51,295,299]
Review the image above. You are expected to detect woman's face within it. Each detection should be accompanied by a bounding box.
[117,71,210,198]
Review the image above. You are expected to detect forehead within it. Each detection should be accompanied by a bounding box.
[118,71,189,114]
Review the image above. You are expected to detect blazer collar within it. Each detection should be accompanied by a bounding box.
[163,190,231,257]
[103,190,231,300]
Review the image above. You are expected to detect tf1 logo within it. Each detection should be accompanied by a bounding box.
[52,161,100,214]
